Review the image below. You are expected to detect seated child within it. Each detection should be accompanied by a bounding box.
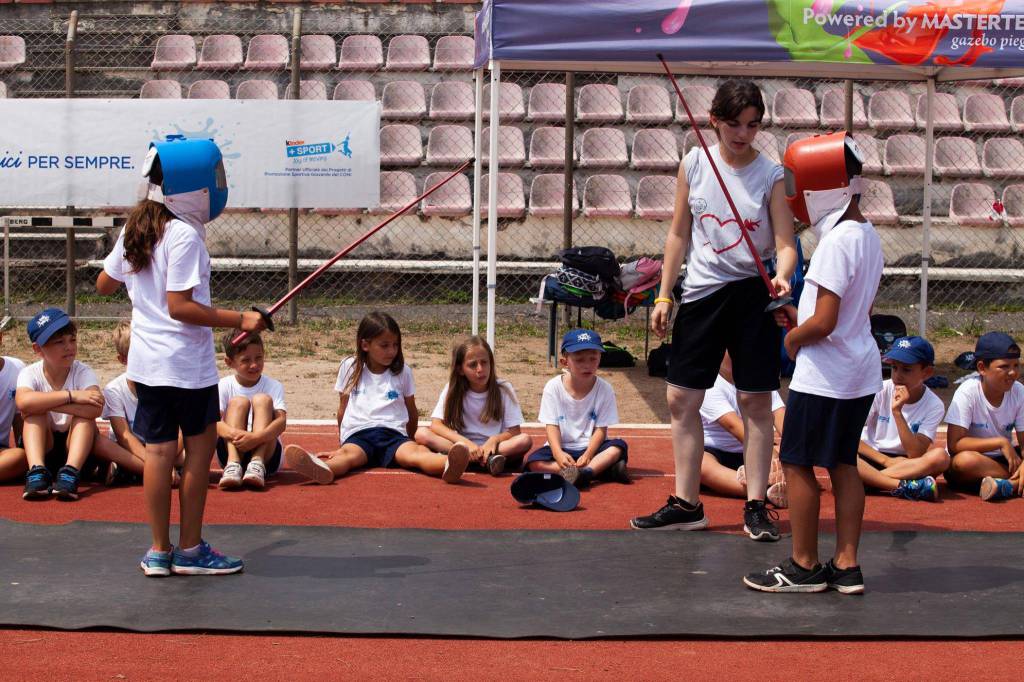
[216,330,287,489]
[285,312,470,484]
[15,308,103,500]
[0,318,26,484]
[857,336,948,502]
[944,332,1024,501]
[415,335,532,475]
[525,329,629,488]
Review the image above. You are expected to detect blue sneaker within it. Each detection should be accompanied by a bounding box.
[140,547,173,577]
[53,465,81,501]
[892,476,938,502]
[22,465,52,500]
[171,540,244,575]
[980,476,1015,501]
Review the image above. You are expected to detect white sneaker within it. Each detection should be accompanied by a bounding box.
[767,480,788,509]
[242,460,267,489]
[218,462,243,489]
[284,445,334,485]
[443,442,470,483]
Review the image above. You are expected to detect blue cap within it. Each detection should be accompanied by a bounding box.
[975,332,1021,361]
[27,307,72,346]
[883,336,934,366]
[510,472,580,512]
[561,328,604,353]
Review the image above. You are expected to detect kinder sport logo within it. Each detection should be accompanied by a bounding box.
[285,134,354,160]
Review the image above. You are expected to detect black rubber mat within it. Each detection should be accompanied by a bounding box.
[1,520,1023,638]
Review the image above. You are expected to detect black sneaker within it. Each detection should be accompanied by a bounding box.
[824,559,865,595]
[604,459,631,484]
[486,453,506,476]
[630,496,709,530]
[22,465,52,500]
[53,465,81,501]
[743,558,828,593]
[576,467,594,489]
[743,499,781,542]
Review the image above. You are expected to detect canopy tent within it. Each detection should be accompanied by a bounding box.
[471,0,1024,344]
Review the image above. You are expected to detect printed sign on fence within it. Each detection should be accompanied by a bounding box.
[0,99,381,209]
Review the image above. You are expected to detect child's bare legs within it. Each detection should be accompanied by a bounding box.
[21,414,51,468]
[737,391,773,502]
[585,445,622,477]
[858,449,950,492]
[528,459,560,474]
[829,463,865,570]
[667,385,705,504]
[0,446,27,481]
[324,445,369,477]
[395,440,460,478]
[92,435,145,476]
[701,452,746,498]
[223,396,251,465]
[945,451,1009,490]
[499,433,533,467]
[178,423,217,550]
[143,439,178,552]
[413,427,455,453]
[248,395,276,464]
[785,463,821,568]
[63,417,96,470]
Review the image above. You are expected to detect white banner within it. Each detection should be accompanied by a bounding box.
[0,99,380,209]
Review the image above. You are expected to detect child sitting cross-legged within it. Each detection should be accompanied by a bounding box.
[0,317,26,485]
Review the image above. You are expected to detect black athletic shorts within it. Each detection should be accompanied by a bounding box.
[780,390,874,469]
[704,445,744,471]
[134,383,220,444]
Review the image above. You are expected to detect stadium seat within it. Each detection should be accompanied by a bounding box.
[380,124,423,166]
[934,136,981,177]
[856,134,884,175]
[527,83,566,123]
[528,174,579,217]
[432,35,475,71]
[995,77,1024,88]
[883,134,925,175]
[385,35,430,71]
[751,131,781,164]
[236,80,278,100]
[338,35,383,71]
[682,128,718,154]
[369,171,418,215]
[0,82,6,98]
[198,35,243,70]
[188,80,230,99]
[480,172,527,218]
[626,84,672,124]
[139,80,182,99]
[860,178,898,225]
[483,82,525,121]
[630,129,680,171]
[963,93,1011,133]
[421,172,471,217]
[579,128,628,169]
[425,125,473,166]
[583,174,633,218]
[528,127,573,168]
[244,35,288,71]
[481,126,526,167]
[150,35,195,71]
[868,90,915,130]
[635,175,677,220]
[783,131,816,152]
[819,88,867,129]
[299,35,336,71]
[1012,95,1024,132]
[982,137,1024,179]
[333,79,375,101]
[772,87,818,128]
[915,92,963,132]
[285,81,327,100]
[1001,185,1024,226]
[382,81,427,120]
[576,83,623,123]
[675,84,715,125]
[428,81,474,120]
[949,183,998,226]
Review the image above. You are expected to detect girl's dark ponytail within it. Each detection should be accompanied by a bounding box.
[123,200,174,272]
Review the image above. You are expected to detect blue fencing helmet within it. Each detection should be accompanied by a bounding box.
[141,135,228,227]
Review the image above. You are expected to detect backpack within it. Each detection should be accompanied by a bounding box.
[556,266,607,299]
[594,296,635,320]
[599,341,636,368]
[870,313,908,379]
[618,257,662,292]
[537,274,595,309]
[557,246,620,280]
[647,342,671,377]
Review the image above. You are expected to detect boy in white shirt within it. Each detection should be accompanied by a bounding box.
[857,336,948,502]
[216,330,287,489]
[525,329,628,489]
[944,332,1024,501]
[0,318,26,484]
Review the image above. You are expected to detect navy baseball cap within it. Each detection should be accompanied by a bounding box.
[975,332,1020,361]
[561,328,604,354]
[27,307,73,346]
[883,336,935,366]
[511,472,580,512]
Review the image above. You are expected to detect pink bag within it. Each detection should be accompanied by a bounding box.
[616,257,662,317]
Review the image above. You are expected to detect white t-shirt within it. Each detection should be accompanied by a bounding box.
[945,378,1024,457]
[16,360,100,432]
[103,219,218,389]
[218,374,287,443]
[101,372,139,442]
[681,144,785,303]
[0,356,26,447]
[861,379,946,455]
[700,373,784,453]
[789,220,884,400]
[538,374,619,450]
[430,380,525,446]
[334,357,415,443]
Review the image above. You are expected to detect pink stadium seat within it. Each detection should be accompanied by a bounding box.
[188,80,230,99]
[421,172,471,217]
[150,34,195,71]
[369,171,418,215]
[751,131,781,164]
[527,83,566,123]
[981,137,1024,179]
[819,88,867,129]
[428,81,474,120]
[481,126,526,167]
[675,84,715,126]
[333,79,375,101]
[0,82,6,98]
[579,128,628,169]
[576,83,623,123]
[386,35,430,71]
[949,183,998,226]
[380,124,423,166]
[996,77,1024,88]
[860,178,898,225]
[382,81,426,120]
[338,35,383,71]
[1012,95,1024,132]
[964,92,1012,132]
[0,36,23,70]
[480,172,527,218]
[236,79,278,99]
[630,129,680,171]
[1001,185,1024,226]
[915,92,962,132]
[626,84,672,124]
[139,80,182,99]
[244,35,288,71]
[883,134,925,175]
[772,88,818,128]
[285,80,327,100]
[934,136,981,177]
[784,131,816,152]
[300,35,336,71]
[483,82,525,121]
[868,90,915,131]
[528,174,579,217]
[583,174,633,218]
[635,175,678,220]
[425,125,473,166]
[432,35,475,71]
[682,128,718,154]
[198,35,243,70]
[856,134,884,175]
[528,127,573,169]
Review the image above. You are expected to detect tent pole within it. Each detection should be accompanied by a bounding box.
[471,67,484,336]
[563,72,575,327]
[486,63,500,348]
[919,76,936,336]
[843,79,853,133]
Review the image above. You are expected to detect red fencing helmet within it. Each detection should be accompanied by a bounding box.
[783,131,865,233]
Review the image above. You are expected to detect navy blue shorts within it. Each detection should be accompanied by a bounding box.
[134,383,220,444]
[525,438,628,468]
[344,427,410,468]
[216,437,283,475]
[780,390,874,469]
[705,445,744,470]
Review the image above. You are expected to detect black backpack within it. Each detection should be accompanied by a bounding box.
[599,341,636,368]
[870,314,908,378]
[557,246,620,280]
